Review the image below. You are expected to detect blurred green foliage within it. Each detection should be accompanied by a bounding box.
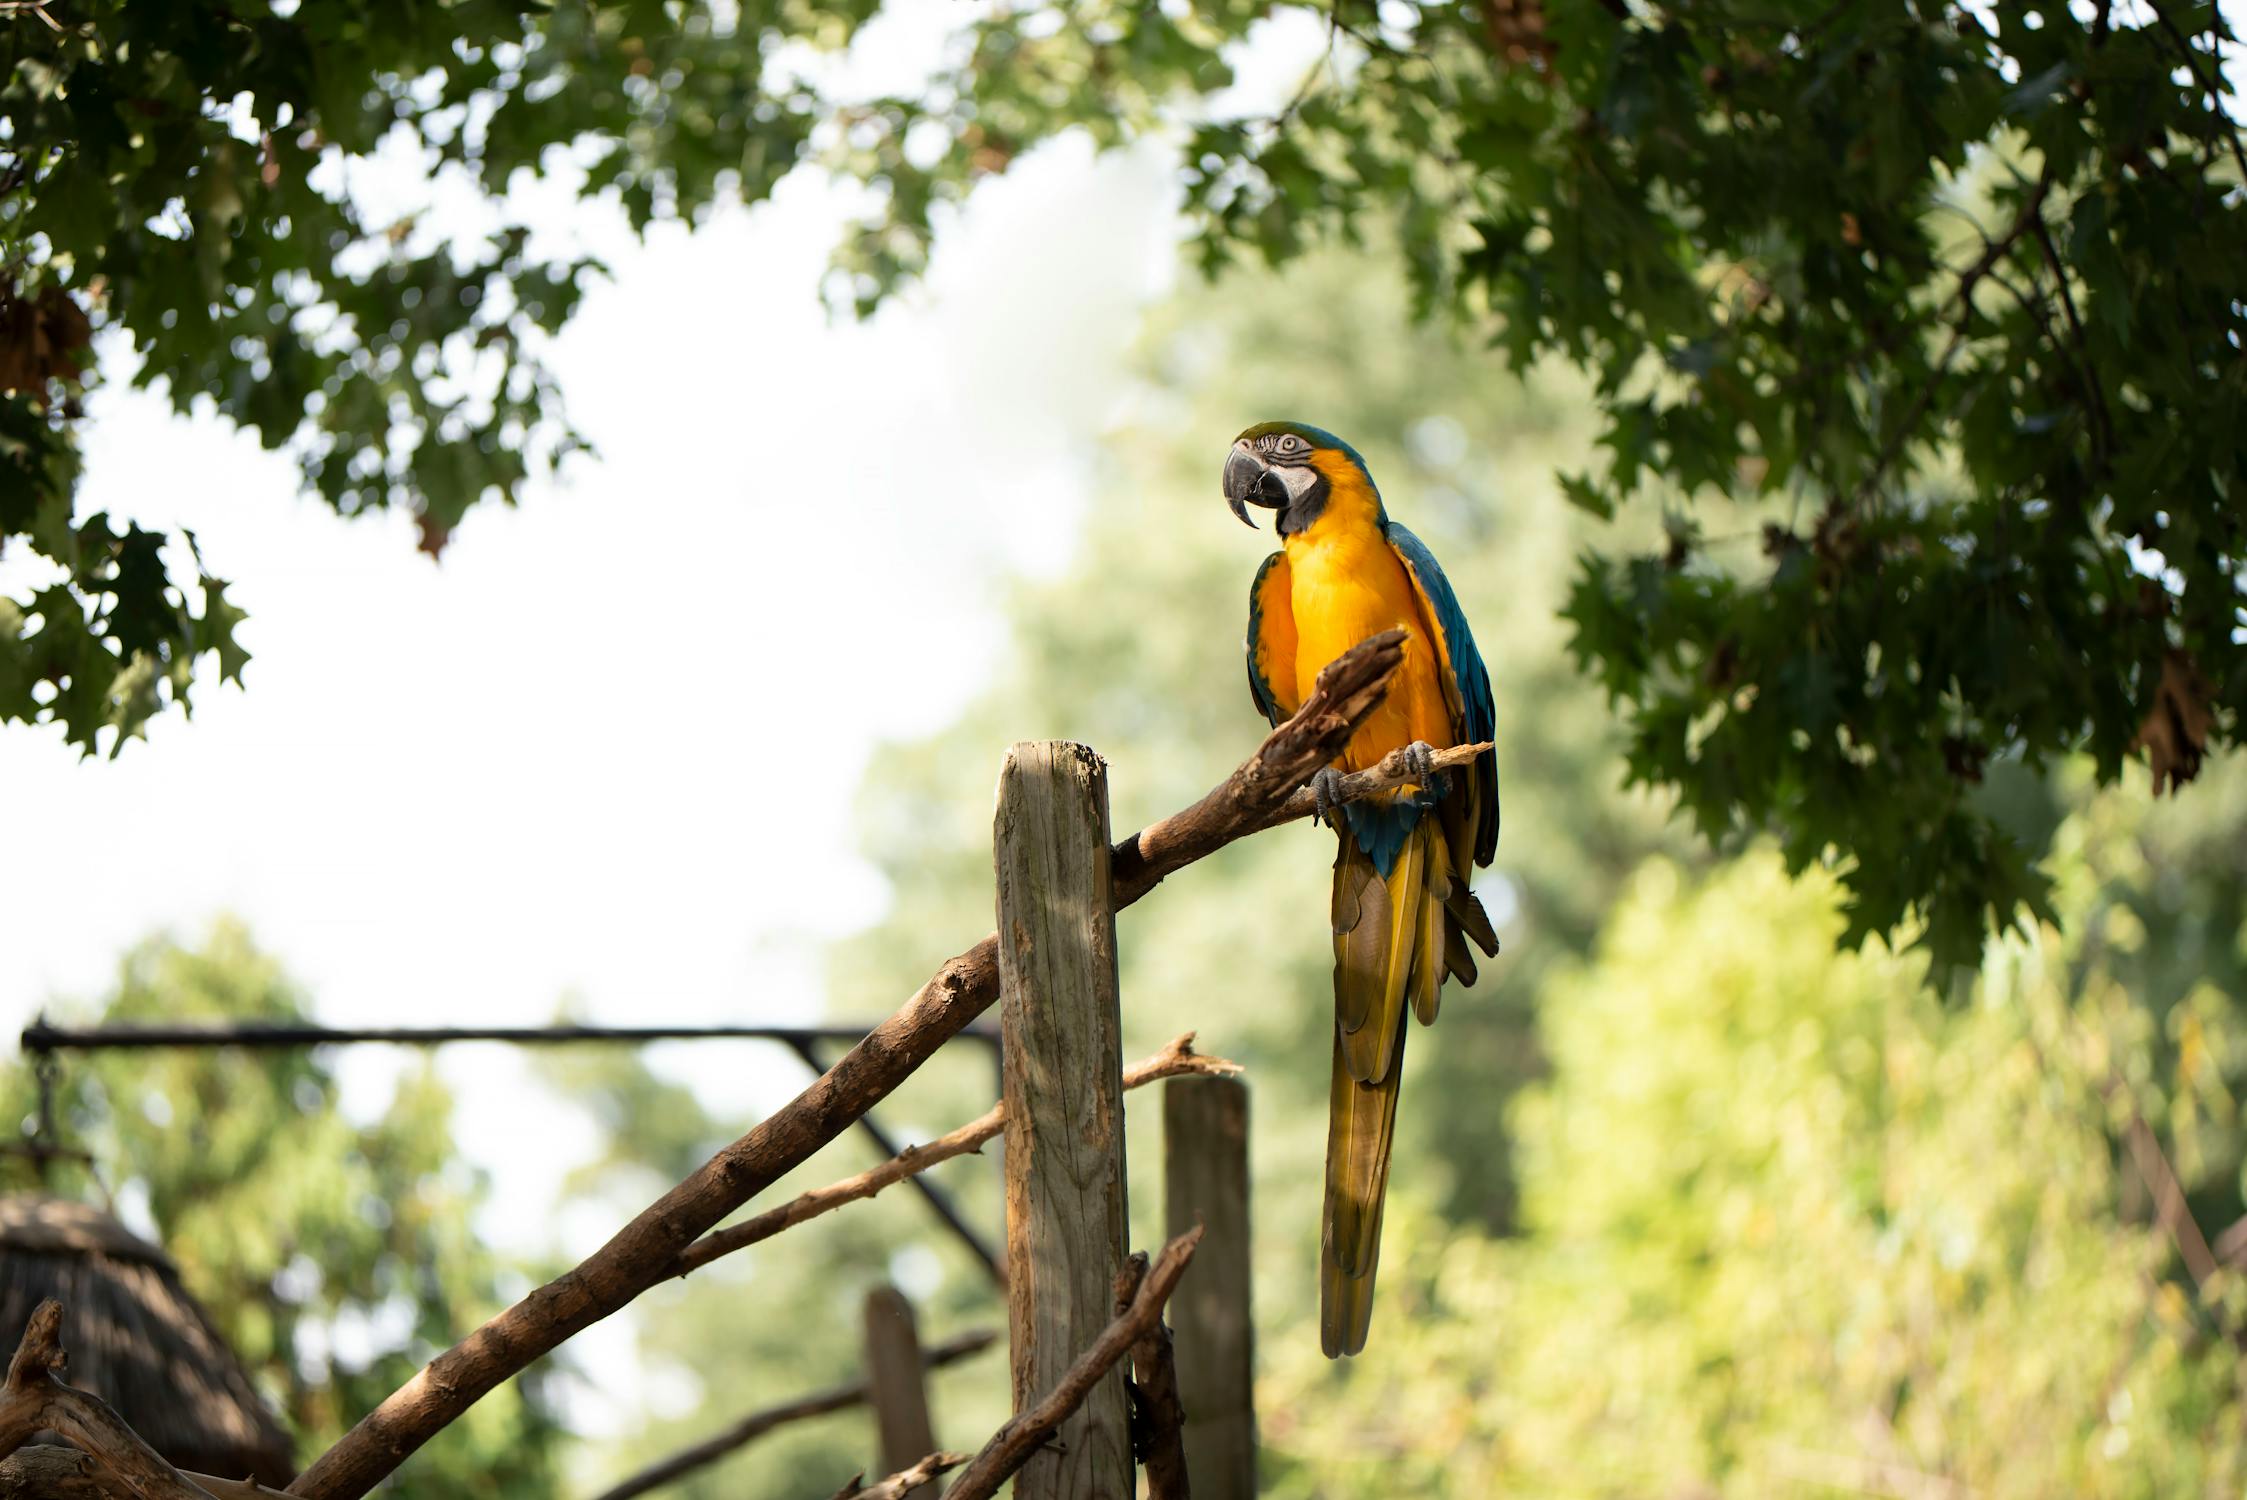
[2,922,566,1495]
[1260,840,2247,1499]
[7,2,2237,975]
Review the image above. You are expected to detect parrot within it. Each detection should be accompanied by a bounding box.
[1222,420,1500,1358]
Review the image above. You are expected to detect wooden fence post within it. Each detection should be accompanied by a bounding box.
[993,741,1132,1500]
[1164,1074,1255,1500]
[862,1286,941,1500]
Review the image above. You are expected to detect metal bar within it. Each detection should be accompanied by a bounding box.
[782,1036,1008,1288]
[20,1019,1000,1054]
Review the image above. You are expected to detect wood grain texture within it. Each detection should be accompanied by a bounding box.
[861,1289,938,1500]
[946,1227,1202,1500]
[995,741,1132,1500]
[0,1444,107,1497]
[1163,1076,1255,1500]
[0,1300,287,1500]
[288,631,1409,1500]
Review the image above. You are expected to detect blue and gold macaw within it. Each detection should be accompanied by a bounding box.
[1223,420,1499,1358]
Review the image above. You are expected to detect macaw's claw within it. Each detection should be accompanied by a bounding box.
[1402,741,1438,782]
[1312,767,1349,827]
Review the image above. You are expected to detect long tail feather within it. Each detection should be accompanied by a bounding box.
[1321,1020,1404,1357]
[1322,820,1445,1357]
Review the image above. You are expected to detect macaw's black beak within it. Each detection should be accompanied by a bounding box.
[1223,442,1286,529]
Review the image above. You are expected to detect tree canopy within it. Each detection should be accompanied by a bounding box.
[4,0,2240,965]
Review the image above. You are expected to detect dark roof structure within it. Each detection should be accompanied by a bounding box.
[0,1195,295,1486]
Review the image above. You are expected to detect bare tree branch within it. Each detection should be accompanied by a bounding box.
[587,1331,996,1500]
[1114,1254,1190,1500]
[1254,738,1490,839]
[944,1227,1203,1500]
[825,1451,970,1500]
[1,1443,107,1497]
[287,631,1408,1500]
[2123,1105,2220,1289]
[1108,628,1407,907]
[1,1300,289,1500]
[673,1034,1239,1279]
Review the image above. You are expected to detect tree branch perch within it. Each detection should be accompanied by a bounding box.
[288,630,1409,1500]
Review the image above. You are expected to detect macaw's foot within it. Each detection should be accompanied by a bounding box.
[1311,767,1349,826]
[1399,741,1443,807]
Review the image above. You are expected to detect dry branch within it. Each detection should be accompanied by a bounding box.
[1259,739,1491,835]
[1114,1255,1189,1500]
[289,630,1407,1500]
[1107,629,1406,906]
[826,1451,970,1500]
[2123,1104,2220,1289]
[1,1443,107,1496]
[944,1227,1203,1500]
[587,1330,996,1500]
[1,1301,289,1500]
[674,1035,1237,1279]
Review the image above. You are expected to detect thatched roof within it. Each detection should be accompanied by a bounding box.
[0,1195,295,1486]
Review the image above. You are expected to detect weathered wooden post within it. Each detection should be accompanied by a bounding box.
[993,741,1132,1500]
[1164,1075,1255,1499]
[862,1286,941,1500]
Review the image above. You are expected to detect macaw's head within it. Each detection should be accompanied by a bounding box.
[1222,421,1380,536]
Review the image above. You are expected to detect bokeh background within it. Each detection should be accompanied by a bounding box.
[6,4,2247,1496]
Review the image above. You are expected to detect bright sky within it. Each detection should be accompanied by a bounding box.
[0,134,1182,1153]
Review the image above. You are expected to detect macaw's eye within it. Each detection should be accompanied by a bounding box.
[1280,435,1305,454]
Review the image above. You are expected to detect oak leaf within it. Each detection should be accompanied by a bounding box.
[2132,649,2214,795]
